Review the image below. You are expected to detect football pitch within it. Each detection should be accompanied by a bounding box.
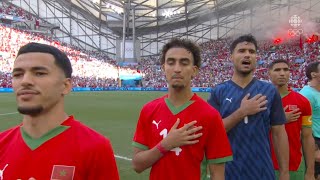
[0,91,210,179]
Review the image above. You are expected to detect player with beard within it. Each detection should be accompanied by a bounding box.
[207,34,289,180]
[0,42,119,180]
[268,59,314,180]
[132,38,232,180]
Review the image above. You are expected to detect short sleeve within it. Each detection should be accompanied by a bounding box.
[300,89,315,109]
[205,111,233,164]
[301,96,312,128]
[270,89,286,126]
[207,88,220,112]
[132,105,150,150]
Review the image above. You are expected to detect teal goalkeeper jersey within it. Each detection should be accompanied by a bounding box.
[300,85,320,138]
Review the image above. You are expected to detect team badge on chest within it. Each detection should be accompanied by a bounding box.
[51,165,75,180]
[288,105,298,111]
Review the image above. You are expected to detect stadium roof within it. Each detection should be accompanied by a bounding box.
[60,0,262,36]
[9,0,320,57]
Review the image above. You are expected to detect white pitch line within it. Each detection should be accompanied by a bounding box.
[0,112,18,116]
[115,154,132,161]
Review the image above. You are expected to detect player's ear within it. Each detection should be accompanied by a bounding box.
[161,64,165,71]
[192,65,199,79]
[62,78,72,95]
[230,54,235,63]
[311,72,317,79]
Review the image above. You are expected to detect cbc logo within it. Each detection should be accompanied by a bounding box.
[288,28,303,36]
[289,15,302,28]
[288,15,303,36]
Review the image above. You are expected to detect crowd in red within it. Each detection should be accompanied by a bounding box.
[0,2,33,21]
[1,23,319,88]
[140,38,319,88]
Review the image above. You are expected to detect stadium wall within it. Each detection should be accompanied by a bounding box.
[0,87,301,93]
[0,87,211,92]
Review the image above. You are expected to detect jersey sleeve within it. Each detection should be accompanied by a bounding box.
[207,88,220,112]
[87,138,120,180]
[205,111,233,164]
[270,89,286,126]
[300,88,315,105]
[301,95,312,128]
[132,105,150,150]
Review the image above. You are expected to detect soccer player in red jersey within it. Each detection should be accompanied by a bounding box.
[132,38,232,180]
[0,42,119,180]
[268,59,315,180]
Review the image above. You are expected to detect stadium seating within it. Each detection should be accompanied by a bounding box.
[0,2,33,21]
[0,23,319,88]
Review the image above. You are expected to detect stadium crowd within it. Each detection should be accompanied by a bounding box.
[0,2,33,21]
[0,24,141,88]
[139,38,319,88]
[0,4,319,88]
[1,23,319,88]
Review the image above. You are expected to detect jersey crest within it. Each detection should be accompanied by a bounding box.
[51,165,75,180]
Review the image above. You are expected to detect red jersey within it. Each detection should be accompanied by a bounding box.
[270,90,312,171]
[132,94,232,180]
[0,116,119,180]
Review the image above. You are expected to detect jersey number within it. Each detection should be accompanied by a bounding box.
[160,129,182,156]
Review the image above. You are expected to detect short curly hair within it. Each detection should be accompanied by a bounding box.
[160,38,201,68]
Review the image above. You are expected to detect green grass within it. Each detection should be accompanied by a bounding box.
[0,91,210,179]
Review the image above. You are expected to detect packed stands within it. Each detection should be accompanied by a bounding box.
[0,2,33,21]
[0,24,142,88]
[0,4,319,89]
